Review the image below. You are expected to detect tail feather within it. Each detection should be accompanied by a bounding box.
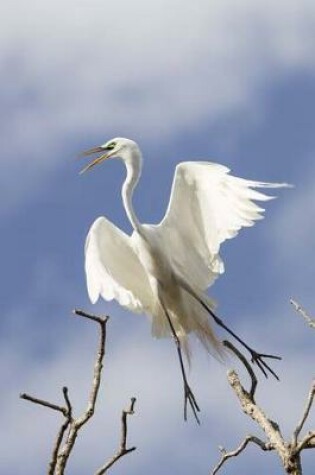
[150,287,224,363]
[182,294,225,361]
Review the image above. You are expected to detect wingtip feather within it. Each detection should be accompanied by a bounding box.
[253,182,294,189]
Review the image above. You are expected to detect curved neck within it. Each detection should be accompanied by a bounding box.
[121,150,142,232]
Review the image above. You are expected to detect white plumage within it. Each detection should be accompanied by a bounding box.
[84,150,287,349]
[81,138,289,419]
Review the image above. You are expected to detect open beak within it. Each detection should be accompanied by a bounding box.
[79,146,114,174]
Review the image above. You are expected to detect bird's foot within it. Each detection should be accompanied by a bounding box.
[249,349,281,380]
[204,304,282,381]
[183,380,200,424]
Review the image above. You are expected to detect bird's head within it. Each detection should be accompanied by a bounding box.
[80,137,140,174]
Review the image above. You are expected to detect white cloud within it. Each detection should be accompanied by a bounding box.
[1,0,315,213]
[267,160,315,312]
[273,168,315,258]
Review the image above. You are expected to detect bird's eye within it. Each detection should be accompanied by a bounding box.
[106,142,116,150]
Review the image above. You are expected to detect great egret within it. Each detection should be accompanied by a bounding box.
[81,137,289,422]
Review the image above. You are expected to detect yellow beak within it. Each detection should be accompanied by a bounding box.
[79,146,114,174]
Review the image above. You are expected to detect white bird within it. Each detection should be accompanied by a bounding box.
[81,137,289,421]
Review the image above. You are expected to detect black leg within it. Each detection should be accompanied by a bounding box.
[198,299,281,380]
[159,299,200,423]
[176,277,281,380]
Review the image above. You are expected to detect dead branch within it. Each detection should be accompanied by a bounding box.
[212,341,314,475]
[95,398,137,475]
[293,380,315,446]
[48,387,73,475]
[20,392,68,416]
[296,430,315,452]
[212,435,274,475]
[20,309,137,475]
[290,299,315,329]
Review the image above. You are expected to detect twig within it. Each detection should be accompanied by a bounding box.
[95,398,137,475]
[212,435,274,475]
[48,388,72,475]
[74,308,108,325]
[293,380,315,446]
[20,388,73,475]
[290,299,315,329]
[20,393,68,416]
[296,431,315,452]
[62,386,72,417]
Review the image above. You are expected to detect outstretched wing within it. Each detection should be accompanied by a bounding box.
[156,161,290,290]
[85,217,153,312]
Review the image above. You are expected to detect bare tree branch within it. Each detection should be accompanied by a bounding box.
[296,431,315,452]
[53,309,108,474]
[20,387,73,475]
[74,308,108,326]
[21,309,137,474]
[62,386,72,417]
[48,388,72,475]
[213,342,306,474]
[212,435,274,475]
[227,368,287,459]
[213,301,315,475]
[20,392,68,416]
[293,380,315,446]
[95,398,137,475]
[290,299,315,329]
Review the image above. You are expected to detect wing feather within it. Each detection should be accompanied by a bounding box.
[85,217,153,312]
[157,161,290,290]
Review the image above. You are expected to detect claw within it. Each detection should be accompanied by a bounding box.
[184,381,200,424]
[250,350,281,380]
[161,298,201,423]
[197,298,282,380]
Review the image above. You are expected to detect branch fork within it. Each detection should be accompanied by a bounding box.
[20,309,137,475]
[212,341,314,475]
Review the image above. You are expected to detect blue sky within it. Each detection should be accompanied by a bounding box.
[1,1,315,473]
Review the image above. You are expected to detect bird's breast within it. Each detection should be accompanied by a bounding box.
[132,228,173,283]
